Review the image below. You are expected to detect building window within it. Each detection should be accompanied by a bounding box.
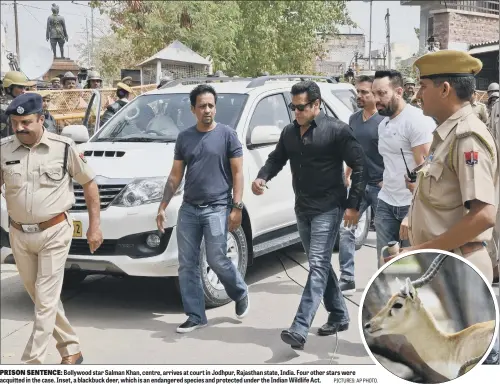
[427,17,434,40]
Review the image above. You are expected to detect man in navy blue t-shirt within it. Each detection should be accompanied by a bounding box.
[337,75,384,298]
[156,84,249,333]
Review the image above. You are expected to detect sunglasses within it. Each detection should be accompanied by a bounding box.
[288,100,317,112]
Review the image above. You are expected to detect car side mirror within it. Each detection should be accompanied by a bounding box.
[249,125,281,147]
[60,125,89,144]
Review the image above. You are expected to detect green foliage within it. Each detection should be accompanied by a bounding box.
[90,1,354,79]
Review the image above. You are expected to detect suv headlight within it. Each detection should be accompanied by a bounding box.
[112,177,184,207]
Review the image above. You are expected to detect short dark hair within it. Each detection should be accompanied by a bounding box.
[374,70,404,88]
[430,77,475,101]
[190,84,217,107]
[117,88,129,99]
[356,75,373,84]
[290,81,321,103]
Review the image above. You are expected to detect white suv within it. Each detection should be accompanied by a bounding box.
[0,76,370,307]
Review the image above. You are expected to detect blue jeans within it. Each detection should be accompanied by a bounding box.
[338,184,381,282]
[291,206,350,340]
[374,198,410,266]
[176,203,248,324]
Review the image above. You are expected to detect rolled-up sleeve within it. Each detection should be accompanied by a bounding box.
[338,125,366,209]
[256,127,289,181]
[67,141,95,186]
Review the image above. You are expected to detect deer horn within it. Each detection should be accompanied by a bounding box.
[410,254,448,288]
[399,254,448,295]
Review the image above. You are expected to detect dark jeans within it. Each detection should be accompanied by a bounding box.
[176,203,248,324]
[290,206,350,340]
[374,198,410,267]
[338,184,381,282]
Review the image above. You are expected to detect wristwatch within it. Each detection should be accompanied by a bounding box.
[232,201,244,210]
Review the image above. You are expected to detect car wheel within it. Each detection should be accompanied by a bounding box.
[174,227,249,308]
[62,270,88,289]
[333,209,371,251]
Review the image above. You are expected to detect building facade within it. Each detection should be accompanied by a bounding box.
[401,1,499,51]
[316,32,366,76]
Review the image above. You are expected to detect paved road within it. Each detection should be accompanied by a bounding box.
[0,233,380,365]
[1,233,498,365]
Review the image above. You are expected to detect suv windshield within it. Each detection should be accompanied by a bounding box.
[331,89,358,113]
[91,93,248,142]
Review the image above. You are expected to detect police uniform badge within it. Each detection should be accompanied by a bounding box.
[464,151,478,166]
[16,106,24,114]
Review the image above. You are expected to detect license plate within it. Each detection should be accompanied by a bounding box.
[73,221,83,238]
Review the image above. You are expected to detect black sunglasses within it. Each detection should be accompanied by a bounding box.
[288,100,317,112]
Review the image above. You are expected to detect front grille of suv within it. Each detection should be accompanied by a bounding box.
[71,183,127,211]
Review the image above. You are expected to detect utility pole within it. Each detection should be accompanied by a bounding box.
[91,7,94,67]
[13,0,20,65]
[386,8,391,70]
[86,18,90,67]
[368,0,373,70]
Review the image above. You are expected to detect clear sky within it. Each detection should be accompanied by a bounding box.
[346,0,421,55]
[1,0,422,67]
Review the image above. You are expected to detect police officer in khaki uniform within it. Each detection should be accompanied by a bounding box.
[398,50,498,285]
[0,93,103,364]
[471,90,488,124]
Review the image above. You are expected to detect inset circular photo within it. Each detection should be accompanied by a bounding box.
[359,250,499,383]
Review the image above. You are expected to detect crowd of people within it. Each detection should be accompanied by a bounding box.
[0,70,137,138]
[0,47,498,367]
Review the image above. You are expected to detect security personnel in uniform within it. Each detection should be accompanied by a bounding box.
[100,82,133,126]
[121,76,133,87]
[1,71,35,138]
[403,77,416,103]
[0,93,103,364]
[398,50,498,285]
[471,90,488,124]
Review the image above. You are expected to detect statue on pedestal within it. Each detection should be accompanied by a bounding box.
[46,3,68,59]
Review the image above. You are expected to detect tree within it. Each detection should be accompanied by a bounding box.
[91,1,354,78]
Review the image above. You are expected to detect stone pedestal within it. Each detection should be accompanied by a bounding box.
[43,58,80,81]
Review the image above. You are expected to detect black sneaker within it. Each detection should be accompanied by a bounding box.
[236,294,250,319]
[317,322,349,336]
[176,320,207,334]
[281,329,305,350]
[340,279,356,296]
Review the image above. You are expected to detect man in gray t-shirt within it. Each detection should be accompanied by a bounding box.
[156,85,249,333]
[338,75,384,297]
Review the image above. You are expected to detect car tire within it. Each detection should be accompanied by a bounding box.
[62,270,88,289]
[334,209,371,251]
[175,226,249,309]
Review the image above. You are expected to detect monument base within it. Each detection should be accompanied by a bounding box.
[43,57,81,81]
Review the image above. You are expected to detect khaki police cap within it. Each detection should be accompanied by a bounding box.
[116,82,133,94]
[414,50,482,80]
[122,76,133,82]
[51,77,60,82]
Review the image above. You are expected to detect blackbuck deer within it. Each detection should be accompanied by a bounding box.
[364,274,496,380]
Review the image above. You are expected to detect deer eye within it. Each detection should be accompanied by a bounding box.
[392,302,403,309]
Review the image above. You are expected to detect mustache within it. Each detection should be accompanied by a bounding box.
[16,131,29,135]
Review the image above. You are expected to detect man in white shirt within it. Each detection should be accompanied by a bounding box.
[372,70,436,264]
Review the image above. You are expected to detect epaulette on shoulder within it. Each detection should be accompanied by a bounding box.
[0,136,14,146]
[46,132,73,145]
[453,115,495,160]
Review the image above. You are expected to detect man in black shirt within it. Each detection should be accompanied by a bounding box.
[252,81,366,350]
